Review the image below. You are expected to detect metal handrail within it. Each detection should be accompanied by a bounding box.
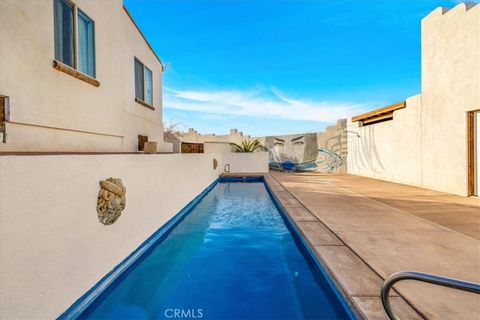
[381,271,480,320]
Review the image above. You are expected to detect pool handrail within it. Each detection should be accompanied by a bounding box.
[381,270,480,320]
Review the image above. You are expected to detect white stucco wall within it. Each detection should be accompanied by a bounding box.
[0,0,170,152]
[347,3,480,196]
[420,3,480,195]
[204,141,234,154]
[0,154,222,319]
[222,152,269,174]
[347,95,423,187]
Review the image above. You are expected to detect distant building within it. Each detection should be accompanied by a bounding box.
[168,128,251,153]
[0,0,171,152]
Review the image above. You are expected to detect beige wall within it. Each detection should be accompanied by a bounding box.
[181,128,251,145]
[348,3,480,196]
[0,0,171,152]
[204,141,234,154]
[222,152,269,174]
[347,95,423,186]
[0,154,222,318]
[420,3,480,194]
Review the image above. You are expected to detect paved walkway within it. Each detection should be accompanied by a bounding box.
[266,172,480,320]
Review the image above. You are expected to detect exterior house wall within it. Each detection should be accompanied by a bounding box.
[420,4,480,195]
[0,0,171,152]
[0,154,222,318]
[347,3,480,196]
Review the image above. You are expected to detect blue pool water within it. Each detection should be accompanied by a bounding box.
[78,179,353,319]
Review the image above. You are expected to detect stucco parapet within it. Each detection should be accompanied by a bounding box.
[423,3,479,24]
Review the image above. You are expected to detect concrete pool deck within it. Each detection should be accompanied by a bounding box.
[263,172,479,320]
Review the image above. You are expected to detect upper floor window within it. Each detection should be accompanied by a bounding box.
[134,58,153,106]
[54,0,95,78]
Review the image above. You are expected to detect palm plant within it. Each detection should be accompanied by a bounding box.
[232,139,263,153]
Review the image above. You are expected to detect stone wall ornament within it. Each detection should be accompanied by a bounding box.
[97,178,126,225]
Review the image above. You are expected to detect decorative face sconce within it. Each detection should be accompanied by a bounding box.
[97,178,126,225]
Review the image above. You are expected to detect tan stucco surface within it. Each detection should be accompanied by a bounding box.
[222,152,269,173]
[421,4,480,194]
[0,0,171,152]
[0,151,268,318]
[181,128,251,145]
[347,3,480,196]
[0,154,222,318]
[204,141,234,154]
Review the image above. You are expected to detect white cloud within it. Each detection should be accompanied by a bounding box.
[164,87,371,123]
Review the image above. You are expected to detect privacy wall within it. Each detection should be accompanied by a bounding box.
[0,154,223,318]
[347,3,480,196]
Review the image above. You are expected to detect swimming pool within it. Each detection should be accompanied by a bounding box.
[61,177,355,319]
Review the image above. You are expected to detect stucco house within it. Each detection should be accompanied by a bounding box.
[347,3,480,197]
[0,0,172,152]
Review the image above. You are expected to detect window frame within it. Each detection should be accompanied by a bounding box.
[53,0,96,79]
[77,8,96,78]
[134,57,155,109]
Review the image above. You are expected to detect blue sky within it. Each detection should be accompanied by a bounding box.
[124,0,473,136]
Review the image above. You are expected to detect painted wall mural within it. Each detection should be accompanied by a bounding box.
[264,133,319,171]
[259,119,347,173]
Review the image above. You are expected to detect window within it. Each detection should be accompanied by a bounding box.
[54,0,74,68]
[134,58,153,106]
[77,10,95,77]
[54,0,96,78]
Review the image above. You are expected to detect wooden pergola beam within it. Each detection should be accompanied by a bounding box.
[352,101,406,122]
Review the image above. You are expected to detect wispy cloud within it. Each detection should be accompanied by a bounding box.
[164,87,372,123]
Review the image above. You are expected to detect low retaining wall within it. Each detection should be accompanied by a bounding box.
[222,152,269,174]
[0,154,224,318]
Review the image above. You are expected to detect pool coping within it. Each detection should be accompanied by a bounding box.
[261,173,426,320]
[262,176,358,319]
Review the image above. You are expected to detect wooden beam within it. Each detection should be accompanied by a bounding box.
[0,96,4,125]
[352,101,406,122]
[53,60,100,87]
[361,112,394,125]
[135,98,155,110]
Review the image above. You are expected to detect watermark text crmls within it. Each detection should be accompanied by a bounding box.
[164,308,203,319]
